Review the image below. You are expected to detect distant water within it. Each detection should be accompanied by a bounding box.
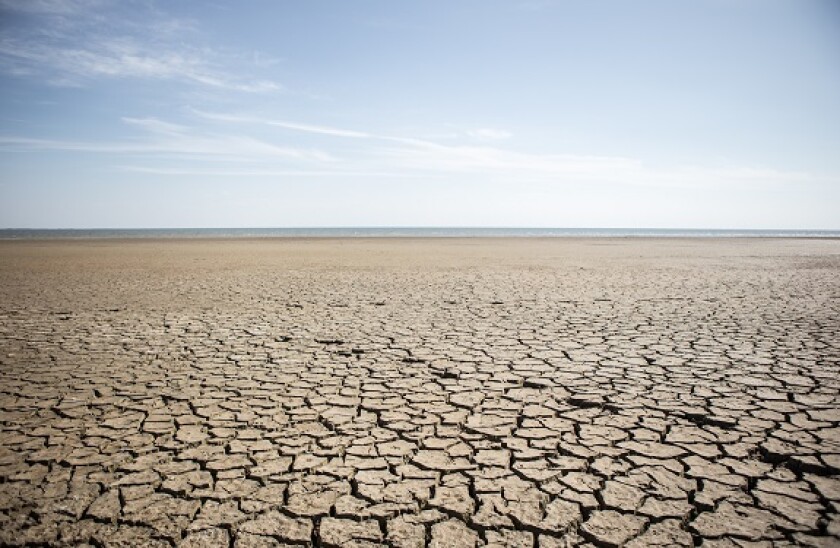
[2,227,839,239]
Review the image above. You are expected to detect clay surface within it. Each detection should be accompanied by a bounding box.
[0,237,838,546]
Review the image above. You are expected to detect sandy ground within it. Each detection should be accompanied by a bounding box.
[1,237,839,547]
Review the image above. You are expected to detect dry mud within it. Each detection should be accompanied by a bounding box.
[1,238,839,547]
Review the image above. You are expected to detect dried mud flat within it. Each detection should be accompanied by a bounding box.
[1,237,839,548]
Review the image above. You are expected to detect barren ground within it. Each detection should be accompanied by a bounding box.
[1,238,839,547]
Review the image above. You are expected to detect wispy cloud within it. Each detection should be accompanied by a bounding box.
[466,128,512,140]
[1,106,820,190]
[0,117,332,162]
[121,117,189,135]
[191,109,820,188]
[0,0,282,92]
[0,0,104,15]
[191,111,640,178]
[194,111,372,138]
[193,109,456,149]
[118,166,423,178]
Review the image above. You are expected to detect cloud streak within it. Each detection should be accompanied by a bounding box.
[194,111,372,138]
[0,108,821,191]
[0,0,104,14]
[0,118,333,162]
[466,128,512,140]
[0,1,282,92]
[118,166,425,178]
[192,110,818,189]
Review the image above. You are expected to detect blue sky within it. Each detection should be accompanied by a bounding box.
[1,0,838,228]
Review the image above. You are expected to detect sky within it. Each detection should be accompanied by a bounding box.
[1,0,839,229]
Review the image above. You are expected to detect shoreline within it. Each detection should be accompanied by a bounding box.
[2,235,840,243]
[2,227,839,242]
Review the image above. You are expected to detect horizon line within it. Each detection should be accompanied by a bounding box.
[3,226,839,232]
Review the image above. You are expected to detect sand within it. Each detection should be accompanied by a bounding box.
[0,237,839,546]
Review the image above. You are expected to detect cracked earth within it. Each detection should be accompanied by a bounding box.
[1,238,839,547]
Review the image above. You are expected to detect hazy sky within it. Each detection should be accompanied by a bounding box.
[1,0,838,228]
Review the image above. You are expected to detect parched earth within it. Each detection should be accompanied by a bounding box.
[1,238,839,547]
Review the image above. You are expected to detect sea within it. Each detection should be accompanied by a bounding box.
[1,228,839,239]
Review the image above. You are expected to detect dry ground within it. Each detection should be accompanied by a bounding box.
[1,238,839,547]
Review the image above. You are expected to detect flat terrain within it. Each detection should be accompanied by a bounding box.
[1,238,839,547]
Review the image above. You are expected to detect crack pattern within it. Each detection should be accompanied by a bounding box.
[0,238,838,547]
